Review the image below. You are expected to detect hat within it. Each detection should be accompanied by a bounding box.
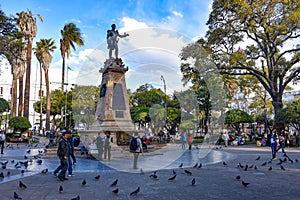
[62,130,72,135]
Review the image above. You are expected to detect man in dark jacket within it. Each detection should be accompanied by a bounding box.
[56,130,71,181]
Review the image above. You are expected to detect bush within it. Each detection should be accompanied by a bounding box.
[9,116,32,132]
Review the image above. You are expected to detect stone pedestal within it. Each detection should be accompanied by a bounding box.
[94,58,135,132]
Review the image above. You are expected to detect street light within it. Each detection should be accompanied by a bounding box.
[264,105,268,134]
[160,75,167,129]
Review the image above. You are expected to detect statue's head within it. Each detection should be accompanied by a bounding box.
[111,24,116,29]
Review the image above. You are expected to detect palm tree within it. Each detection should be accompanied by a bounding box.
[60,23,84,92]
[17,10,42,118]
[34,39,57,131]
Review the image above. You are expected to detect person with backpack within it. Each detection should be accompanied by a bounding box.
[104,130,113,160]
[130,132,143,169]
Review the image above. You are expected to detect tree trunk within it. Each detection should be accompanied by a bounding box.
[61,56,65,92]
[18,76,24,116]
[45,69,51,131]
[39,64,43,132]
[272,95,283,117]
[11,79,18,118]
[24,40,33,118]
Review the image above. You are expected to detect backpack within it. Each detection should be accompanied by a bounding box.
[73,137,80,147]
[130,137,138,152]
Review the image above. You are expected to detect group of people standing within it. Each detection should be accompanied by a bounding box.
[95,130,113,161]
[54,130,77,181]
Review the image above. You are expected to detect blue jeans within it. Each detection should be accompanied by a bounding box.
[57,157,69,179]
[67,156,73,174]
[271,146,277,159]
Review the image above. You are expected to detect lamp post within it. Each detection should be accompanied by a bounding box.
[160,75,167,129]
[5,106,9,133]
[264,105,268,134]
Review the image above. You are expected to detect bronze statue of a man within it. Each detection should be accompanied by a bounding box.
[107,24,129,60]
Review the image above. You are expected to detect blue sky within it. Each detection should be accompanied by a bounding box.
[0,0,213,92]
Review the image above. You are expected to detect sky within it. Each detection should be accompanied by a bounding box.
[0,0,213,95]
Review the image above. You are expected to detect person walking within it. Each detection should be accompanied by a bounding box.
[270,133,278,160]
[277,134,286,154]
[104,130,113,160]
[130,132,143,169]
[181,132,187,150]
[96,132,104,160]
[55,130,71,181]
[222,132,229,147]
[67,134,76,176]
[0,131,5,154]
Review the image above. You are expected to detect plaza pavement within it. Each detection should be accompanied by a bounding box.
[0,140,299,200]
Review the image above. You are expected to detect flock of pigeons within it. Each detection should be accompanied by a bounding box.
[0,143,299,200]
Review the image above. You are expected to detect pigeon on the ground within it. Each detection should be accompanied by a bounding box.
[94,175,100,180]
[256,156,261,160]
[81,179,87,186]
[178,163,183,168]
[236,175,241,180]
[130,187,140,196]
[280,165,285,171]
[242,180,250,187]
[19,181,27,189]
[223,161,227,166]
[191,178,196,186]
[168,174,176,181]
[261,162,267,166]
[41,168,48,174]
[70,195,80,200]
[268,167,272,171]
[14,192,22,200]
[110,179,118,187]
[198,163,202,169]
[184,169,192,175]
[193,163,198,168]
[59,185,63,193]
[112,188,119,194]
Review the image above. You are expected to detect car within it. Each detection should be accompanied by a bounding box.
[8,133,28,143]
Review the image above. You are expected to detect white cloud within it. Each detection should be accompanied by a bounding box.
[172,11,183,18]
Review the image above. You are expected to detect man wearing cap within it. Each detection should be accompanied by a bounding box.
[55,130,71,181]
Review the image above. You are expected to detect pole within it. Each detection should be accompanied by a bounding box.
[161,75,167,129]
[64,66,69,128]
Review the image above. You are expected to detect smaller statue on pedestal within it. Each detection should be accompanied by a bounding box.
[107,24,129,60]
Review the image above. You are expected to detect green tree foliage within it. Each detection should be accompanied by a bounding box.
[206,0,300,116]
[275,99,300,130]
[0,98,9,112]
[9,116,31,132]
[225,109,254,133]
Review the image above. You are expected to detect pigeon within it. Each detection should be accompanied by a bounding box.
[261,162,267,166]
[256,156,261,160]
[37,159,43,165]
[26,149,31,154]
[59,185,63,193]
[2,164,6,169]
[184,169,192,175]
[14,192,22,200]
[249,164,254,169]
[236,175,241,180]
[244,165,248,171]
[223,161,227,166]
[70,195,80,200]
[21,170,25,174]
[0,172,4,178]
[24,155,28,159]
[41,168,48,174]
[130,187,140,196]
[1,161,8,165]
[110,179,118,187]
[242,180,250,187]
[172,169,176,175]
[295,159,298,163]
[193,163,198,168]
[149,174,158,179]
[7,171,11,176]
[198,163,202,169]
[238,163,244,168]
[168,174,176,181]
[191,178,196,186]
[81,179,87,186]
[94,175,100,180]
[254,166,258,170]
[178,163,183,168]
[280,165,285,171]
[19,181,27,189]
[112,188,119,194]
[11,160,15,164]
[140,168,144,174]
[268,167,272,171]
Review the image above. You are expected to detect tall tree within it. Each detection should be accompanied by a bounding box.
[60,23,84,92]
[34,39,56,130]
[16,10,42,118]
[206,0,300,117]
